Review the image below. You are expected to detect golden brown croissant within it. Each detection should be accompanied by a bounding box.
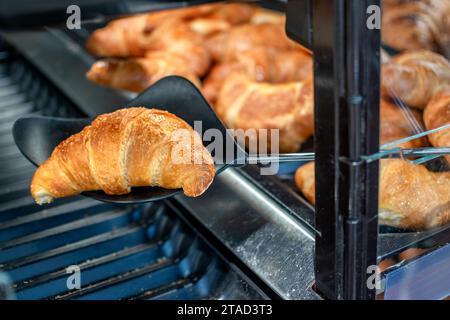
[382,1,441,52]
[206,23,300,62]
[204,3,256,25]
[381,50,450,109]
[30,108,215,204]
[203,48,313,104]
[188,17,231,36]
[215,73,314,153]
[295,159,450,230]
[85,3,219,57]
[86,17,211,76]
[85,2,259,58]
[86,52,201,93]
[174,3,257,36]
[295,99,429,202]
[382,0,450,53]
[250,7,285,25]
[85,14,153,57]
[138,4,219,31]
[423,88,450,163]
[142,19,211,76]
[380,99,428,148]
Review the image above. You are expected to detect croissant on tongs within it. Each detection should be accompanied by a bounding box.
[30,108,215,204]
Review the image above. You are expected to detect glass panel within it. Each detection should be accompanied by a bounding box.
[376,0,450,299]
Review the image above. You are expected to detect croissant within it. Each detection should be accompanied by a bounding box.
[295,159,450,230]
[203,47,313,104]
[86,17,211,76]
[204,3,256,25]
[423,88,450,163]
[85,3,219,57]
[142,19,211,76]
[380,99,428,148]
[85,2,260,58]
[30,108,215,204]
[215,73,314,153]
[188,17,231,36]
[437,3,450,57]
[168,3,257,36]
[381,50,450,109]
[382,2,441,52]
[250,7,285,25]
[206,23,300,62]
[86,52,201,93]
[137,4,219,31]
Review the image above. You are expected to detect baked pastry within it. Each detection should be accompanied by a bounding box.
[423,88,450,162]
[380,99,428,148]
[86,17,211,76]
[204,3,255,25]
[379,159,450,230]
[295,159,450,230]
[30,108,215,204]
[295,161,315,205]
[382,0,450,54]
[85,3,218,57]
[206,23,299,62]
[381,50,450,109]
[216,73,314,153]
[382,1,440,52]
[141,19,211,76]
[86,51,200,92]
[85,2,261,58]
[203,47,313,104]
[187,3,283,35]
[204,47,313,103]
[188,17,231,36]
[86,52,201,93]
[250,7,285,25]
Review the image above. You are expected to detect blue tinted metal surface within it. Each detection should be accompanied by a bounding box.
[384,244,450,300]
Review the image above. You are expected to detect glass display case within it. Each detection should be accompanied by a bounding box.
[0,0,448,300]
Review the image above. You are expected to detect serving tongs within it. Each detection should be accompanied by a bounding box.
[12,76,450,204]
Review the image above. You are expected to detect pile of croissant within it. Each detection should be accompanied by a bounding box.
[383,0,450,57]
[85,2,314,153]
[84,3,450,230]
[297,51,450,230]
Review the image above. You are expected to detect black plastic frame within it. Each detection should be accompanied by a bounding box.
[287,0,381,299]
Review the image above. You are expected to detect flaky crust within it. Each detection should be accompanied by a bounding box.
[206,23,300,62]
[216,73,314,153]
[382,0,450,53]
[203,47,312,104]
[381,50,450,109]
[423,88,450,163]
[382,2,440,52]
[86,17,211,77]
[380,99,428,148]
[31,108,215,204]
[295,159,450,230]
[86,53,201,93]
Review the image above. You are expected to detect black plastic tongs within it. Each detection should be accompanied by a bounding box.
[13,77,450,203]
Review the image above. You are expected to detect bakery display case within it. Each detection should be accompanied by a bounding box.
[0,0,449,300]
